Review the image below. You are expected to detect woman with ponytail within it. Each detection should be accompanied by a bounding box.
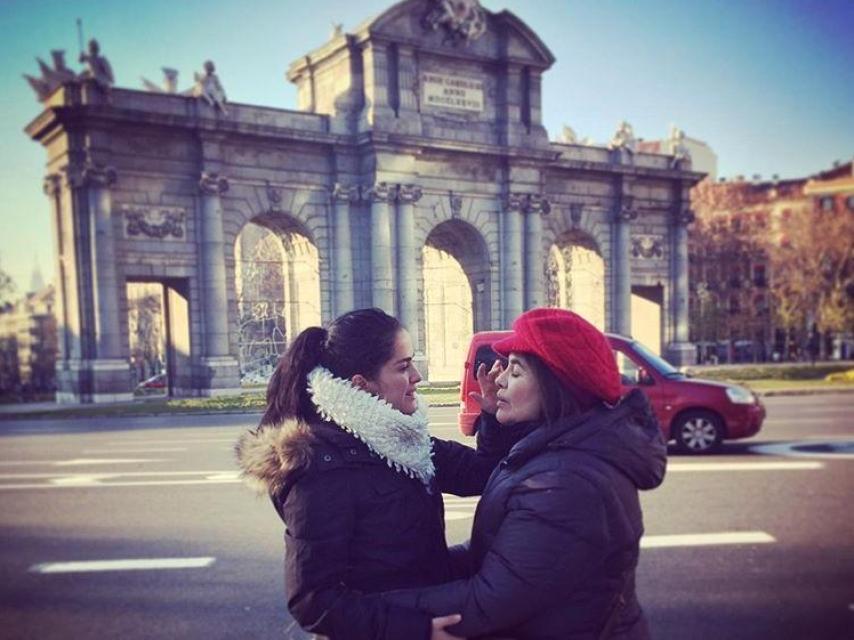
[236,308,514,640]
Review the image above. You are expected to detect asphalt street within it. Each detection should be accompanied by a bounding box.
[0,394,852,639]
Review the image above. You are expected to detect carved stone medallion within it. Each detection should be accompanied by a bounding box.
[123,205,186,240]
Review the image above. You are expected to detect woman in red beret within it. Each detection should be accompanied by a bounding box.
[382,307,668,640]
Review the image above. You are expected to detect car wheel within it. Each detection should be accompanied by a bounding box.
[673,410,724,454]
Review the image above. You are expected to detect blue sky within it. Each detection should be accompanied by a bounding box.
[1,0,852,291]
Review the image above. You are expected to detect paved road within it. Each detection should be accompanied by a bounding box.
[0,394,852,639]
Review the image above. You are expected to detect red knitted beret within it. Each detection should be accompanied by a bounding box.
[493,308,621,407]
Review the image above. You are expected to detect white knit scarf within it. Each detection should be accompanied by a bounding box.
[306,366,435,486]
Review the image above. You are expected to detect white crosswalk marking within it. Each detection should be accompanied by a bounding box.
[30,558,216,574]
[641,531,775,548]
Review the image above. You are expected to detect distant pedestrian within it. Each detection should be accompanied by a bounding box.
[381,308,668,639]
[235,308,519,640]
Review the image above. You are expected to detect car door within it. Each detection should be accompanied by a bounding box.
[612,343,670,432]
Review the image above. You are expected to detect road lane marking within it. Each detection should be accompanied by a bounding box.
[106,438,236,445]
[641,531,775,548]
[0,458,167,467]
[30,557,216,574]
[82,448,187,454]
[668,461,824,472]
[750,441,854,460]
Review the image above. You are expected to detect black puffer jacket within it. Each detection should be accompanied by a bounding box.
[235,414,518,640]
[382,389,667,640]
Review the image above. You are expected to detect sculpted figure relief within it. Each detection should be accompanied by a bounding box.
[422,0,487,44]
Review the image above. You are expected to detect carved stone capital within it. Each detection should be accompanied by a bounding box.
[83,163,117,187]
[397,184,423,205]
[363,182,395,204]
[505,193,526,213]
[62,162,117,189]
[331,183,360,204]
[199,172,229,196]
[507,192,551,215]
[43,173,62,197]
[526,194,551,215]
[674,208,696,226]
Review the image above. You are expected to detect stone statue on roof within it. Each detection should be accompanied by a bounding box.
[668,125,691,168]
[422,0,487,44]
[192,60,228,115]
[609,120,637,154]
[560,125,578,144]
[142,67,179,94]
[79,38,114,91]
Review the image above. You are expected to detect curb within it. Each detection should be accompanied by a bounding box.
[0,388,851,422]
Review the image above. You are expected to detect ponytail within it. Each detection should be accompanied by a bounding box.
[260,326,326,426]
[260,308,402,427]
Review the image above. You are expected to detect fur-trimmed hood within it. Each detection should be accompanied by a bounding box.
[234,418,317,499]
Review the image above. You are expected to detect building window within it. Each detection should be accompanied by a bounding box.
[819,196,834,212]
[847,195,854,212]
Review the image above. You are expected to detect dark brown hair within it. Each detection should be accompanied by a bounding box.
[259,308,402,426]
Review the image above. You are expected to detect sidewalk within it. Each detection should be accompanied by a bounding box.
[1,382,852,421]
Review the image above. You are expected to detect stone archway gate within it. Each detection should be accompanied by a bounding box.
[26,0,703,402]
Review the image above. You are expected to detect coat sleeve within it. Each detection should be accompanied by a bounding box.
[281,468,433,640]
[431,412,523,497]
[380,470,609,637]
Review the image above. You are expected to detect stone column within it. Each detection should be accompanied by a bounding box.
[331,184,356,316]
[198,172,240,394]
[524,194,549,309]
[46,161,133,403]
[365,182,395,314]
[199,172,231,357]
[85,163,122,361]
[612,197,637,336]
[666,207,696,365]
[397,183,423,349]
[503,194,525,326]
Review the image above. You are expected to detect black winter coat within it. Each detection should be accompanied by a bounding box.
[382,389,667,640]
[235,414,519,640]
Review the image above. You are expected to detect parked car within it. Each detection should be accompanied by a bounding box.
[458,331,766,454]
[135,372,167,391]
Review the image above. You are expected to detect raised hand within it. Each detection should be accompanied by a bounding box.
[431,614,465,640]
[468,359,503,415]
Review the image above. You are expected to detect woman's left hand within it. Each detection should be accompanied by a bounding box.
[431,614,465,639]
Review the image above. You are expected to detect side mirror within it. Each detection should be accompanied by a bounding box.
[638,368,655,385]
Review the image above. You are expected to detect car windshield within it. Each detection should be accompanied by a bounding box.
[631,341,683,377]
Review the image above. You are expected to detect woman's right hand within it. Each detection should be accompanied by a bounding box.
[468,360,503,415]
[431,614,464,640]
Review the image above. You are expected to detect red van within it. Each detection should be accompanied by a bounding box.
[458,331,765,454]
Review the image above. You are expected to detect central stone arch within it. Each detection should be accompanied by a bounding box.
[233,214,321,383]
[421,219,491,381]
